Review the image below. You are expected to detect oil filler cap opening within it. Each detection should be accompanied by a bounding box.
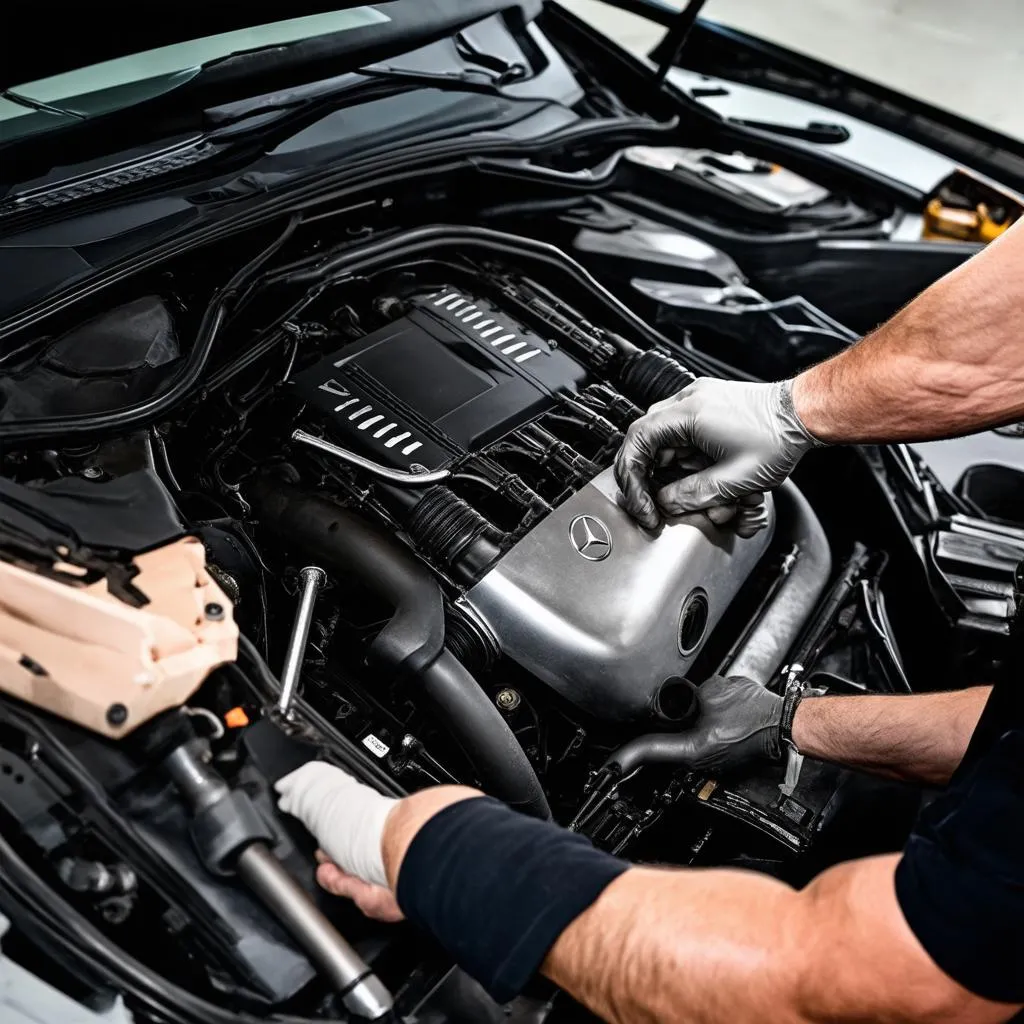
[678,589,709,656]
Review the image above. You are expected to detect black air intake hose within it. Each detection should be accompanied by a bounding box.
[251,479,550,820]
[445,604,499,675]
[406,486,503,583]
[617,349,696,410]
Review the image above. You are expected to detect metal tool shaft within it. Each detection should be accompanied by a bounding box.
[236,843,393,1020]
[166,736,392,1019]
[278,566,327,717]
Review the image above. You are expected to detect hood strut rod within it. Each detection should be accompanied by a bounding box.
[651,0,709,98]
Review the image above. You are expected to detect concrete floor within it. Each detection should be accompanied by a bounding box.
[559,0,1024,141]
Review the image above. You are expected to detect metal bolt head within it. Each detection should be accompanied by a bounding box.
[495,688,521,711]
[204,603,225,621]
[81,466,104,480]
[106,704,128,727]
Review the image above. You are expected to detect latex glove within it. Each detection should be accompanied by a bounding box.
[614,377,824,530]
[657,448,771,539]
[670,675,784,773]
[276,761,398,889]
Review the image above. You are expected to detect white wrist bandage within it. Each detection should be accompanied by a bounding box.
[276,761,398,888]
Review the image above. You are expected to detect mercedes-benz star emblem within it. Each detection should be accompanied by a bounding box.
[569,515,612,561]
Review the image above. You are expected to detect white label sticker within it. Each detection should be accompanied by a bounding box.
[362,734,390,758]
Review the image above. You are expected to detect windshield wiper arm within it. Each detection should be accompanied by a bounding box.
[1,90,86,120]
[357,63,511,97]
[454,31,529,86]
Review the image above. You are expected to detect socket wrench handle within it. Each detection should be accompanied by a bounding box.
[278,566,327,717]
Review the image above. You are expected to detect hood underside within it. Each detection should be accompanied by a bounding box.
[0,0,536,91]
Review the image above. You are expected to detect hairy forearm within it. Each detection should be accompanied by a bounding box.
[792,218,1024,443]
[378,788,1018,1023]
[791,688,990,785]
[543,856,1017,1024]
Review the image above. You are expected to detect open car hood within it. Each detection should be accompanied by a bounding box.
[0,0,531,90]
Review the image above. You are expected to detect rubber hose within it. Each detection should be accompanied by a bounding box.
[251,478,444,674]
[723,481,832,684]
[251,478,550,819]
[421,651,550,819]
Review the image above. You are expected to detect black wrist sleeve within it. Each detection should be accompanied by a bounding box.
[396,797,629,1003]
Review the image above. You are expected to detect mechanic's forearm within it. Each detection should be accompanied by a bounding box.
[543,856,1017,1024]
[791,688,990,786]
[792,218,1024,443]
[381,791,1017,1023]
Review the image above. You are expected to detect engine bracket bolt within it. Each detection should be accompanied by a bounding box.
[495,688,521,712]
[81,466,104,480]
[204,603,225,622]
[106,704,129,727]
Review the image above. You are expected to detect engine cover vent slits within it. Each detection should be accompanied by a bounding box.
[290,289,587,470]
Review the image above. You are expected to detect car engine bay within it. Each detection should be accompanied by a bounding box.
[2,5,1024,1024]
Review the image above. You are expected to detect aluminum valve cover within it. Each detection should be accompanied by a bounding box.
[461,469,775,721]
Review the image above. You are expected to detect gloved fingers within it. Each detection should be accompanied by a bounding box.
[655,461,747,516]
[665,448,708,473]
[700,674,766,704]
[615,398,711,528]
[276,761,396,889]
[659,733,711,770]
[276,760,353,795]
[733,501,770,538]
[276,761,353,816]
[614,418,667,529]
[705,503,738,526]
[646,385,692,415]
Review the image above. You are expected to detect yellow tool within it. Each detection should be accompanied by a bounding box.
[923,198,1015,243]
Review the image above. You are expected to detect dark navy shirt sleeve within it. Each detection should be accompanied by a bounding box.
[895,684,1024,1005]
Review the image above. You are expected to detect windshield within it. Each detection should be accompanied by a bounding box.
[0,7,391,143]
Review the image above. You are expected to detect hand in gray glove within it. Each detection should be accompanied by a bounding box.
[277,761,403,920]
[672,675,785,773]
[614,377,825,531]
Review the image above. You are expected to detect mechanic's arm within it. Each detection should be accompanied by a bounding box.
[381,789,1018,1024]
[615,217,1024,527]
[662,675,990,787]
[278,766,1022,1024]
[541,853,1016,1024]
[792,686,990,785]
[794,215,1024,442]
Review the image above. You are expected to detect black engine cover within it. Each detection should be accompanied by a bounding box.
[291,289,587,470]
